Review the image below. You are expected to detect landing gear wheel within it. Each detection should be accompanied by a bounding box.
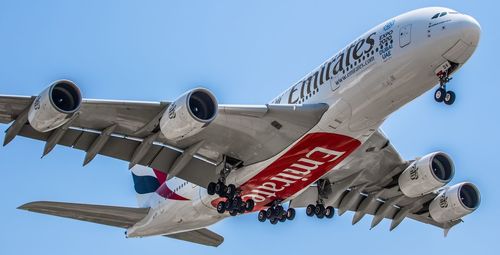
[434,88,446,102]
[207,182,216,195]
[306,204,316,217]
[315,204,325,217]
[229,210,238,216]
[325,206,335,219]
[266,208,275,219]
[444,90,456,105]
[258,210,267,222]
[275,205,284,217]
[245,199,255,211]
[216,201,226,214]
[226,184,237,198]
[231,196,242,209]
[286,208,296,220]
[239,205,247,214]
[215,182,226,196]
[279,215,287,222]
[270,218,278,225]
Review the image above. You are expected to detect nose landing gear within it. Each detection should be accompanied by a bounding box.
[434,76,455,105]
[434,62,458,105]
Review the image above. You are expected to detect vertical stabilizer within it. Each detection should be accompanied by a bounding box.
[130,165,167,207]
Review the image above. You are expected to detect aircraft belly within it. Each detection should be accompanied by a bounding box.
[219,132,362,210]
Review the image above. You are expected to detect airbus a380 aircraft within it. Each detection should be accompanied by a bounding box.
[0,7,482,247]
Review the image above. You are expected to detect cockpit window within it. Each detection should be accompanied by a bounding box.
[432,12,448,19]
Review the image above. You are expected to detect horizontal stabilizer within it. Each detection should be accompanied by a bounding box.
[165,228,224,247]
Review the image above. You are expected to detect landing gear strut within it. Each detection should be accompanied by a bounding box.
[257,200,296,224]
[208,155,254,216]
[305,179,335,219]
[434,69,456,105]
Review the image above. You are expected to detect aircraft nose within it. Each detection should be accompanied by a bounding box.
[439,13,481,64]
[454,14,481,46]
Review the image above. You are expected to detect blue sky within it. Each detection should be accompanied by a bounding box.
[0,0,497,254]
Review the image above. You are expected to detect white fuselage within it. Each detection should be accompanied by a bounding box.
[127,7,480,237]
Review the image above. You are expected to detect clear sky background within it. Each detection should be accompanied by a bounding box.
[0,0,497,254]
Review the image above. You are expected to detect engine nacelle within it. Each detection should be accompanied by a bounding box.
[28,80,82,132]
[398,152,454,198]
[159,88,218,141]
[429,182,481,223]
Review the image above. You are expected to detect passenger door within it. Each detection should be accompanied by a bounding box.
[399,24,412,47]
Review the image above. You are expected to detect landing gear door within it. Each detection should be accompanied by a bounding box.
[399,24,412,48]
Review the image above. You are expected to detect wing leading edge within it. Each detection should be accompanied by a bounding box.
[1,94,328,188]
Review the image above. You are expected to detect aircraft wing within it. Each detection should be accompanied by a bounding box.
[18,201,224,247]
[0,95,328,188]
[290,130,462,234]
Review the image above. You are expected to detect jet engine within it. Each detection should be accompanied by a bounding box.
[159,88,218,141]
[28,80,82,132]
[429,182,481,223]
[398,152,454,198]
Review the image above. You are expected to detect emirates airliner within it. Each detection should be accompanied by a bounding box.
[0,7,481,247]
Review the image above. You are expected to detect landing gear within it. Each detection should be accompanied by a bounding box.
[305,179,335,220]
[286,207,296,220]
[434,88,446,102]
[325,206,335,219]
[226,184,237,198]
[217,201,226,214]
[245,199,255,211]
[434,69,456,105]
[257,200,296,225]
[314,204,325,217]
[208,155,254,216]
[258,210,267,222]
[444,91,456,105]
[213,192,255,216]
[306,204,316,217]
[207,182,216,195]
[306,203,335,220]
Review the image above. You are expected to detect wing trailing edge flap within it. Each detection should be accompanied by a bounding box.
[18,201,224,247]
[289,183,461,231]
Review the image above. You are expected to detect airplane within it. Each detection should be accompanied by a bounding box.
[0,7,482,247]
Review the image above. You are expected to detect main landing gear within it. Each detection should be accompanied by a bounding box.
[305,179,334,219]
[207,155,255,216]
[257,200,296,224]
[208,181,255,216]
[434,70,456,105]
[306,203,335,219]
